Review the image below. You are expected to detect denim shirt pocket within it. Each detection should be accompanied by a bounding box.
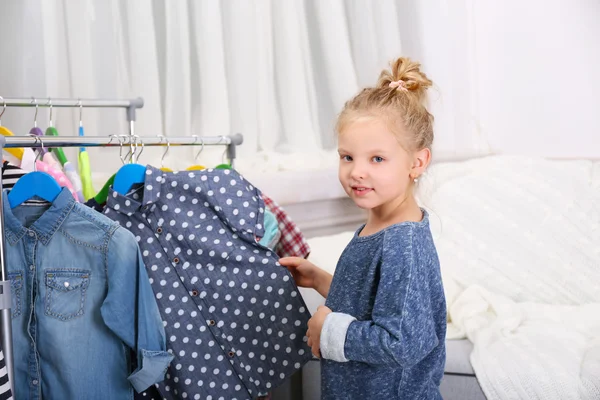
[8,271,23,319]
[44,269,91,321]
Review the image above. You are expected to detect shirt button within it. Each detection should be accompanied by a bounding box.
[173,257,180,264]
[208,320,216,326]
[29,265,34,271]
[28,231,35,237]
[228,351,235,358]
[32,380,38,385]
[156,227,163,234]
[191,290,199,297]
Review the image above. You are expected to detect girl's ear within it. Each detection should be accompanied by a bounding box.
[410,148,431,179]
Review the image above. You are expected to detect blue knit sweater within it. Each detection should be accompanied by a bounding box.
[320,211,446,399]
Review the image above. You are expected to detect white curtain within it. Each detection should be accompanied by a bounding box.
[0,0,420,175]
[1,1,598,177]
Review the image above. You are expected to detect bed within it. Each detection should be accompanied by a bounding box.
[244,155,600,400]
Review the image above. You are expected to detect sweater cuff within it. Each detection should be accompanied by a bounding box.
[320,312,356,362]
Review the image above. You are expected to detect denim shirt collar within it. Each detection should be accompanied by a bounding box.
[2,188,76,246]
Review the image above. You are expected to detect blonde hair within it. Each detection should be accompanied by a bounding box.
[336,57,434,152]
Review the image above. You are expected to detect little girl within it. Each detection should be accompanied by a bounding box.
[279,57,446,399]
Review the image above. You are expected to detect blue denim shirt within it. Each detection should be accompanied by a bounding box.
[102,166,312,400]
[319,212,446,399]
[3,188,172,400]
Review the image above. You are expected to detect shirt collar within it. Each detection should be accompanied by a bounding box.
[106,165,164,216]
[104,166,266,240]
[2,188,76,246]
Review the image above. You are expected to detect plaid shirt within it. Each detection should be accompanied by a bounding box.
[261,193,311,259]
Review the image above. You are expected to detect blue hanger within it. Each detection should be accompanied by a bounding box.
[8,171,62,208]
[112,135,147,194]
[113,163,146,194]
[113,135,149,195]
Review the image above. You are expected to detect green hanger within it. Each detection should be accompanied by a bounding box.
[215,163,231,170]
[94,173,116,204]
[45,126,69,165]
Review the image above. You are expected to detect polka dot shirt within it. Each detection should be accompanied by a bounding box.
[103,166,312,400]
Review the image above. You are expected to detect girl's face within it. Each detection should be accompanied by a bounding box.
[338,118,414,213]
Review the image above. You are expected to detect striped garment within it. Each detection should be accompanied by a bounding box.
[1,161,27,190]
[0,350,13,400]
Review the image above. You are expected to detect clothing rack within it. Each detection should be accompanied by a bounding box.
[0,132,243,395]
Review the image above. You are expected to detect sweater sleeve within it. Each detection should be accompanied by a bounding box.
[320,226,440,367]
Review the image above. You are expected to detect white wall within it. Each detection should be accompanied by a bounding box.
[474,0,600,159]
[401,0,600,160]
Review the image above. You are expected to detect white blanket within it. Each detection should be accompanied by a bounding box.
[418,156,600,399]
[448,285,600,399]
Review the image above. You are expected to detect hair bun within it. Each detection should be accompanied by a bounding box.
[377,57,432,103]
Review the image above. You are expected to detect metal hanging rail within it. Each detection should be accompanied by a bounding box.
[0,97,144,137]
[1,134,243,168]
[1,133,243,148]
[0,97,143,108]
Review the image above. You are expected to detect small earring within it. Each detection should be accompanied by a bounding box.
[413,176,419,183]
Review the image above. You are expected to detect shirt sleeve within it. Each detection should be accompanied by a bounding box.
[101,226,173,392]
[320,227,439,367]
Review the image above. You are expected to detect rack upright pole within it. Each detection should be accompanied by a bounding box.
[0,136,14,395]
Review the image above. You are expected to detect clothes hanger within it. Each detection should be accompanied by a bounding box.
[44,98,68,166]
[214,135,232,169]
[19,99,49,172]
[33,99,51,158]
[93,174,115,204]
[0,95,25,161]
[42,99,84,202]
[8,135,62,208]
[93,135,120,204]
[186,135,206,171]
[112,135,147,195]
[77,100,95,200]
[158,135,173,172]
[29,97,44,138]
[3,98,40,172]
[30,100,62,171]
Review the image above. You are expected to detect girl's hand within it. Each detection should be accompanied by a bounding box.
[278,257,321,289]
[279,257,333,297]
[306,305,333,358]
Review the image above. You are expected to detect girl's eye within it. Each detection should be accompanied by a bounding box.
[341,155,353,162]
[372,156,384,163]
